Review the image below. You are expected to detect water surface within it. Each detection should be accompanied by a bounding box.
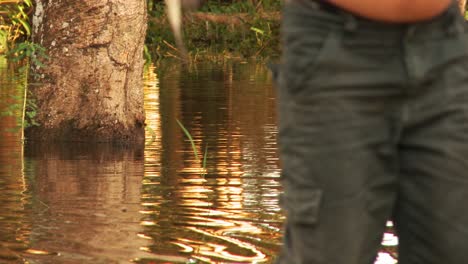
[0,58,397,263]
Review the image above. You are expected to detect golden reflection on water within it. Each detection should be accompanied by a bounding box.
[141,61,398,264]
[0,57,32,262]
[141,61,283,263]
[0,58,398,263]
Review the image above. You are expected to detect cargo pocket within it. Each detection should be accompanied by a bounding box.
[280,187,323,225]
[283,29,336,95]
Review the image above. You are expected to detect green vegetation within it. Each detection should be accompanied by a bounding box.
[1,0,47,140]
[0,53,42,141]
[1,0,281,139]
[146,0,282,61]
[2,0,282,65]
[0,0,32,54]
[1,0,48,69]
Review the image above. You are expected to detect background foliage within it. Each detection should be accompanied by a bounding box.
[146,0,282,61]
[0,0,32,53]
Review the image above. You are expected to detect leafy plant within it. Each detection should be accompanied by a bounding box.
[7,41,48,68]
[4,41,48,139]
[0,0,33,52]
[0,0,46,140]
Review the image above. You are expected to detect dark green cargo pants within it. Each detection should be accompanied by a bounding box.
[274,1,468,263]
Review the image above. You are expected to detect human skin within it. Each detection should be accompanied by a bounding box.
[327,0,453,22]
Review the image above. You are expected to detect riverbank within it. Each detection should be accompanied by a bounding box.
[145,1,282,61]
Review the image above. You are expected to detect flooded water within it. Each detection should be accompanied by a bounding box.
[0,58,398,263]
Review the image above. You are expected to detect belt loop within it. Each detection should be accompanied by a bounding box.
[342,12,358,32]
[444,2,465,35]
[447,14,464,35]
[405,25,417,39]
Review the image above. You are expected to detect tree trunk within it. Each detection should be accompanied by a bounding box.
[460,0,467,14]
[27,0,147,142]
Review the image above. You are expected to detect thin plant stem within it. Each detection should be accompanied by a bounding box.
[202,145,208,172]
[176,119,200,161]
[20,63,28,143]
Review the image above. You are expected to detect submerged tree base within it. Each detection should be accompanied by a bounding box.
[29,0,147,144]
[25,120,145,143]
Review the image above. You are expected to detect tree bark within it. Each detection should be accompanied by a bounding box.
[27,0,147,142]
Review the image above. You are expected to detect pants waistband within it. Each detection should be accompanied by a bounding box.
[283,0,466,41]
[287,0,339,13]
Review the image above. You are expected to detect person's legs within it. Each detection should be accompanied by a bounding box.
[395,5,468,263]
[275,2,407,263]
[396,84,468,263]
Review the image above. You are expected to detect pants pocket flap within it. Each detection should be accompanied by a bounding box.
[281,188,323,225]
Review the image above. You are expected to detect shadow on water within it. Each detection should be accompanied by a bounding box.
[0,58,398,263]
